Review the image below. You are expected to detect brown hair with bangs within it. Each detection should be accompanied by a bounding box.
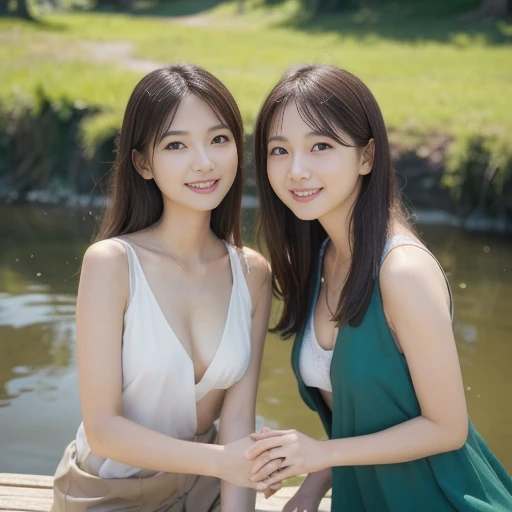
[95,63,244,247]
[255,64,410,337]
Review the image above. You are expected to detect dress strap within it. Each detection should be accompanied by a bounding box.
[110,237,138,302]
[237,247,251,274]
[381,235,454,320]
[223,241,252,310]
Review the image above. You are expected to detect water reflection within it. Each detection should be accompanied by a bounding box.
[0,205,510,475]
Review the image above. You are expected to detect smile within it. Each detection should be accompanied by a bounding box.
[290,188,322,202]
[186,180,218,189]
[292,189,321,197]
[185,179,220,194]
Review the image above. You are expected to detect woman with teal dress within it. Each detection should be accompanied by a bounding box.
[244,64,512,511]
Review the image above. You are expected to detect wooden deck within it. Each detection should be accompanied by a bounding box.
[0,473,331,511]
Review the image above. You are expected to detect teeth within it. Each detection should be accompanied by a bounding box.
[293,189,320,197]
[187,180,217,189]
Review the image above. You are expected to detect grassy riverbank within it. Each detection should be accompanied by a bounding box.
[1,0,511,219]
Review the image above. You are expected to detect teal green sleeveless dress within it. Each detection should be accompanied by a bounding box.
[291,237,512,511]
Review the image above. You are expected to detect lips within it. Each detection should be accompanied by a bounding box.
[185,179,218,189]
[290,187,323,202]
[185,179,220,194]
[291,188,321,197]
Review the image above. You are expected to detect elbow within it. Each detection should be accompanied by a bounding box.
[84,418,117,459]
[452,423,469,450]
[447,419,469,451]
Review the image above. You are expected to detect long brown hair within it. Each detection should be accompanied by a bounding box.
[255,64,410,337]
[95,64,244,247]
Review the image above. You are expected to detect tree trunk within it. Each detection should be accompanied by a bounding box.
[14,0,35,20]
[0,0,10,16]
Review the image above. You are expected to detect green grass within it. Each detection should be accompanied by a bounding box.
[1,0,512,171]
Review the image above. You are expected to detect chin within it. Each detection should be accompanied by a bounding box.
[287,206,321,222]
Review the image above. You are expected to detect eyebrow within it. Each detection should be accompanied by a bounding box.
[305,130,330,138]
[268,135,288,143]
[160,123,229,140]
[267,130,331,144]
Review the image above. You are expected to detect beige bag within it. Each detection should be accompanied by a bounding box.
[51,427,220,512]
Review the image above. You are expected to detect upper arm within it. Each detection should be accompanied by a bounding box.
[76,240,129,442]
[379,247,468,442]
[219,249,272,434]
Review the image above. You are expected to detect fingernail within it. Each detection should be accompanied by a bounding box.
[257,483,266,491]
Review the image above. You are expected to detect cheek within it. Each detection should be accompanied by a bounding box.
[218,145,238,174]
[266,164,280,193]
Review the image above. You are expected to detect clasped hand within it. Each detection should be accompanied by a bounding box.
[244,427,325,491]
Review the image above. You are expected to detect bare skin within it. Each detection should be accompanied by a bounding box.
[244,101,467,509]
[77,94,278,512]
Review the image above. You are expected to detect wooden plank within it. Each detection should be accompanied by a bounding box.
[0,473,331,512]
[0,475,52,490]
[0,496,52,512]
[0,486,52,499]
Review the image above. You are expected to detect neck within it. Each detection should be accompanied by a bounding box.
[318,195,357,271]
[153,199,215,264]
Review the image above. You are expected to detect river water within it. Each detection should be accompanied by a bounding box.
[0,204,510,475]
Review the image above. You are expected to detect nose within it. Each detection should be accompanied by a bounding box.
[192,147,215,173]
[287,154,311,182]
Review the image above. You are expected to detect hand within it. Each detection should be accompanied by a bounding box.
[244,428,328,490]
[259,427,283,500]
[282,485,323,512]
[219,435,260,488]
[219,435,285,495]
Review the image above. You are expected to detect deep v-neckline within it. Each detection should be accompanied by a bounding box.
[123,238,236,388]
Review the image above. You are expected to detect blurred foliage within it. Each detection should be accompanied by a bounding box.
[0,0,511,223]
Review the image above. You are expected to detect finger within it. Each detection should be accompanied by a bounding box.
[250,425,272,440]
[263,481,282,499]
[250,456,284,482]
[244,435,288,459]
[249,429,290,441]
[250,446,288,477]
[257,465,296,491]
[249,447,281,478]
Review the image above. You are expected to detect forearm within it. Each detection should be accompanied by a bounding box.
[324,416,468,468]
[220,482,255,512]
[300,467,332,498]
[87,416,222,476]
[219,416,256,512]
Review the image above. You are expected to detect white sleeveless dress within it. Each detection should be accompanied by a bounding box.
[52,238,252,512]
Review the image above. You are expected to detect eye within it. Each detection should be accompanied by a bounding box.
[166,141,186,150]
[212,135,229,144]
[312,143,332,152]
[269,147,288,156]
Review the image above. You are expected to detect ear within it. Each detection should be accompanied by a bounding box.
[359,138,375,176]
[132,149,152,180]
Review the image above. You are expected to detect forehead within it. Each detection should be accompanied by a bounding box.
[169,93,224,129]
[268,100,307,136]
[267,97,355,147]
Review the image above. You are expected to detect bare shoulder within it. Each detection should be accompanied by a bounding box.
[381,243,444,285]
[82,239,128,271]
[379,244,449,315]
[80,239,129,294]
[242,246,271,283]
[239,247,272,306]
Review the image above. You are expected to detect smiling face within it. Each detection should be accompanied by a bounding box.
[266,100,373,223]
[133,93,238,212]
